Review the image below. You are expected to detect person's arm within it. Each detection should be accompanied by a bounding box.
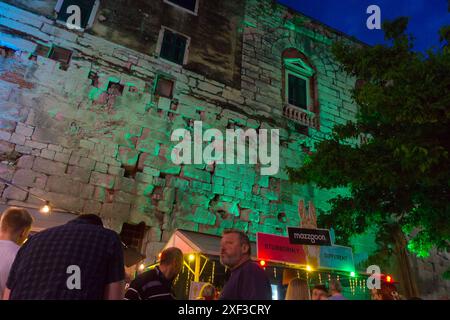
[104,281,125,300]
[124,278,142,300]
[2,288,11,300]
[104,233,126,300]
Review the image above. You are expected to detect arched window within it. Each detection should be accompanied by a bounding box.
[282,49,319,128]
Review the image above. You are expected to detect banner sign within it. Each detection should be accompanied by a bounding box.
[257,232,307,265]
[287,227,332,246]
[319,245,355,272]
[189,281,208,300]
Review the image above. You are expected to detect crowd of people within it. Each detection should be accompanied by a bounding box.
[0,206,404,300]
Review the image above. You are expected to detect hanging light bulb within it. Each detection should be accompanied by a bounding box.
[138,263,145,271]
[40,201,51,214]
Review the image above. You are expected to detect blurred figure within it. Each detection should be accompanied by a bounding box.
[328,279,347,300]
[285,278,310,300]
[311,284,329,300]
[219,229,271,300]
[371,282,402,300]
[0,207,33,299]
[3,214,124,300]
[125,247,183,300]
[197,283,216,300]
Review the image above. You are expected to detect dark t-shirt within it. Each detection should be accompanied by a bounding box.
[219,260,272,300]
[124,266,175,300]
[6,219,124,300]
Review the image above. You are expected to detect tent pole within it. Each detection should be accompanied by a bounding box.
[194,253,201,282]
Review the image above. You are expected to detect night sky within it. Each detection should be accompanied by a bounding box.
[277,0,450,52]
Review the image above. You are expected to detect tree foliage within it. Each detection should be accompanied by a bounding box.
[289,18,450,269]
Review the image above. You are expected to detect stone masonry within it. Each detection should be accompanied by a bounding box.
[0,0,448,298]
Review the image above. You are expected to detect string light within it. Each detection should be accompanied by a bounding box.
[40,201,52,214]
[0,177,77,216]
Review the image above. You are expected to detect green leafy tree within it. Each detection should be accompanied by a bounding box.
[289,18,450,278]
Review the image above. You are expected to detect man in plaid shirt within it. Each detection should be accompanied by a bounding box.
[3,214,125,300]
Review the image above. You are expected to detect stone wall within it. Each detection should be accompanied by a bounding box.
[1,0,448,298]
[0,0,357,261]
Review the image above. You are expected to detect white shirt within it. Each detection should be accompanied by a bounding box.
[0,240,20,299]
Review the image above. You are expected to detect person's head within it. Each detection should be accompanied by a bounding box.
[220,229,251,269]
[285,278,310,300]
[75,214,103,226]
[198,283,216,300]
[0,207,33,244]
[329,279,343,295]
[311,284,329,300]
[371,282,400,300]
[159,247,183,281]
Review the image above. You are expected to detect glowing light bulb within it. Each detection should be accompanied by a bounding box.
[350,271,356,277]
[386,275,392,283]
[260,260,266,267]
[139,264,145,271]
[188,254,195,262]
[40,202,51,214]
[306,265,312,272]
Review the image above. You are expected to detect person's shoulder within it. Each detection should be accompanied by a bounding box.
[0,240,19,257]
[130,269,158,287]
[100,227,121,239]
[0,240,19,250]
[245,260,264,271]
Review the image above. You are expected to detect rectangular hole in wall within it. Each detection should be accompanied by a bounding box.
[49,46,73,70]
[155,77,174,99]
[33,44,51,59]
[0,46,16,58]
[107,82,124,96]
[120,222,148,252]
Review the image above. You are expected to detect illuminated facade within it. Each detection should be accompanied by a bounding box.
[0,0,448,298]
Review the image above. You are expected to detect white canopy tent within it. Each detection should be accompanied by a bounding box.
[163,229,257,259]
[162,229,257,282]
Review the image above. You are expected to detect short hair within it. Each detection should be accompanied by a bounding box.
[160,247,183,266]
[223,229,251,256]
[329,279,342,293]
[76,214,103,226]
[0,207,33,234]
[312,284,328,293]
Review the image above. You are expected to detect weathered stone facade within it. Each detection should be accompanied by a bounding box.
[0,0,448,298]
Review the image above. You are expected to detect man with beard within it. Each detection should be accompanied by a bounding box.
[219,229,271,300]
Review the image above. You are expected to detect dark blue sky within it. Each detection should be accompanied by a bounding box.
[278,0,450,52]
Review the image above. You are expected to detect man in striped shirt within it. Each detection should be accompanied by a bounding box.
[124,247,183,300]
